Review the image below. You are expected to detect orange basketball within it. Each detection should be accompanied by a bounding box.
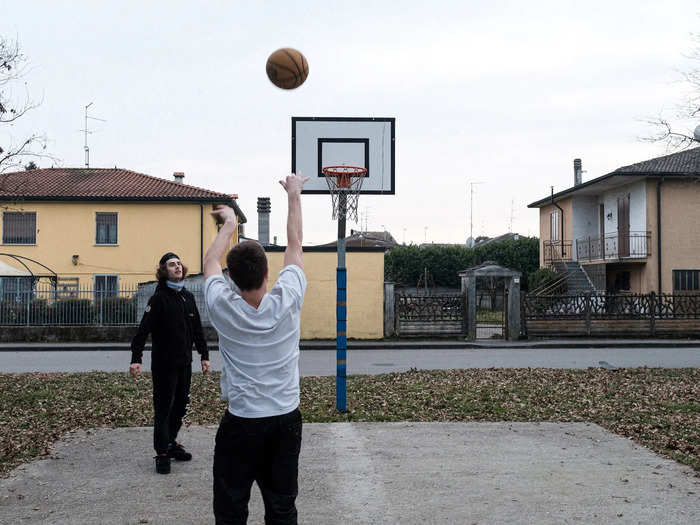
[266,48,309,90]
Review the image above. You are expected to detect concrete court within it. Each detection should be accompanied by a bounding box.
[1,423,698,524]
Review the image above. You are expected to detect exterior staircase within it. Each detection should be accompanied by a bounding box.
[552,261,595,294]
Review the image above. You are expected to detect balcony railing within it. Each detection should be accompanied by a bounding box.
[576,231,651,263]
[543,240,573,265]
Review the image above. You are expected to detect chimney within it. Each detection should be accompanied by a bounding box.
[257,197,271,245]
[573,159,582,186]
[173,171,185,184]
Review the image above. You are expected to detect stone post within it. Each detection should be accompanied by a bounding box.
[384,282,395,338]
[466,275,476,340]
[507,276,521,341]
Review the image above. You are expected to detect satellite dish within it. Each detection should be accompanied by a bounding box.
[694,124,700,142]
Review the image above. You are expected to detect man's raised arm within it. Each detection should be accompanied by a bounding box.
[279,172,309,270]
[204,206,238,280]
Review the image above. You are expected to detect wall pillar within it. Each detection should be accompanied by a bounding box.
[466,276,476,340]
[507,276,521,341]
[384,282,395,338]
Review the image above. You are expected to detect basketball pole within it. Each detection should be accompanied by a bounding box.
[336,192,348,413]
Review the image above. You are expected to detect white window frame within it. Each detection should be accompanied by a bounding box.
[550,211,560,242]
[93,274,119,299]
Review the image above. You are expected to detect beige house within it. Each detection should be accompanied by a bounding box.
[528,149,700,294]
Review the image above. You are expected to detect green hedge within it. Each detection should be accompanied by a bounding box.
[385,237,540,290]
[0,296,138,325]
[527,267,560,292]
[0,299,50,324]
[53,299,95,324]
[98,296,138,325]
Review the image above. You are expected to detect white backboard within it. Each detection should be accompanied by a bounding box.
[292,117,395,194]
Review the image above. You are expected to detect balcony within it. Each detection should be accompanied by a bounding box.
[543,240,573,265]
[576,231,651,263]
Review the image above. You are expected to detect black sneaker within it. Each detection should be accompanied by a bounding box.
[168,442,192,461]
[155,454,171,474]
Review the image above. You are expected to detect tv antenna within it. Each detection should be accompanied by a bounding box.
[509,199,515,233]
[81,102,106,168]
[468,181,484,245]
[361,206,371,232]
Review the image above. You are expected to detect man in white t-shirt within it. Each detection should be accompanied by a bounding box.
[204,172,308,525]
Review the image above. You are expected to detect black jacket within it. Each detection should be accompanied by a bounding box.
[130,283,209,370]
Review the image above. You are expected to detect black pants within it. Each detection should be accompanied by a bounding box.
[213,408,302,525]
[152,364,191,454]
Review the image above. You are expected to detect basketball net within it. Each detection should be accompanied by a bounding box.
[322,166,367,222]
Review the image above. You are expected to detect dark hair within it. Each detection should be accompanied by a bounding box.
[156,261,188,285]
[226,240,268,291]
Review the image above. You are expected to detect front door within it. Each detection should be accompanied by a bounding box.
[617,194,630,258]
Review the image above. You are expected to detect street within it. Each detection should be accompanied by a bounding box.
[1,346,699,374]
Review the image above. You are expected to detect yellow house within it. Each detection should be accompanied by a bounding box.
[0,168,245,293]
[0,167,387,339]
[528,149,700,294]
[265,247,386,339]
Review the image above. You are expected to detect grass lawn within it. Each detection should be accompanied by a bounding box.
[1,368,699,477]
[476,309,503,324]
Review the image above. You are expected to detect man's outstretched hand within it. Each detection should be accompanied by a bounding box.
[279,172,309,195]
[211,205,238,226]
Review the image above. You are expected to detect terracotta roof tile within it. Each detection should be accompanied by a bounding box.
[0,168,232,201]
[614,146,700,175]
[529,147,700,208]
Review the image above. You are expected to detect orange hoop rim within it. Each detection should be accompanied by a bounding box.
[321,165,367,176]
[322,165,367,189]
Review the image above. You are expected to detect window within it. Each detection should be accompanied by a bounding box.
[0,276,34,302]
[95,212,118,245]
[2,212,36,244]
[614,271,631,292]
[550,211,560,241]
[94,275,118,298]
[673,270,700,292]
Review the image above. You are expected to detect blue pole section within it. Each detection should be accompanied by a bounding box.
[336,267,347,412]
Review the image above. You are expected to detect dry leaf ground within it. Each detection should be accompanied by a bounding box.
[1,368,698,477]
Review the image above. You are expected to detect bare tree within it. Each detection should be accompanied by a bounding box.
[643,32,700,149]
[0,35,55,173]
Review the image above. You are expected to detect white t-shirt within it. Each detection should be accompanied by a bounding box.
[204,265,306,418]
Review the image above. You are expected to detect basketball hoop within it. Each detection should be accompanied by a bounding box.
[322,165,367,221]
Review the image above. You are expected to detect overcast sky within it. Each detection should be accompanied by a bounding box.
[2,1,699,246]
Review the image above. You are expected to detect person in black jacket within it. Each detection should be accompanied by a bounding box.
[129,252,210,475]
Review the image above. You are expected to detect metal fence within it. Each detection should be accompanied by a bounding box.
[0,282,210,326]
[1,284,140,325]
[396,294,464,322]
[523,292,700,320]
[394,293,466,337]
[543,240,573,264]
[576,231,651,262]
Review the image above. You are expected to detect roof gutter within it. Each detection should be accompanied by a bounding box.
[551,187,565,261]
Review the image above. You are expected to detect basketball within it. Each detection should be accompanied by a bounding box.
[266,48,309,90]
